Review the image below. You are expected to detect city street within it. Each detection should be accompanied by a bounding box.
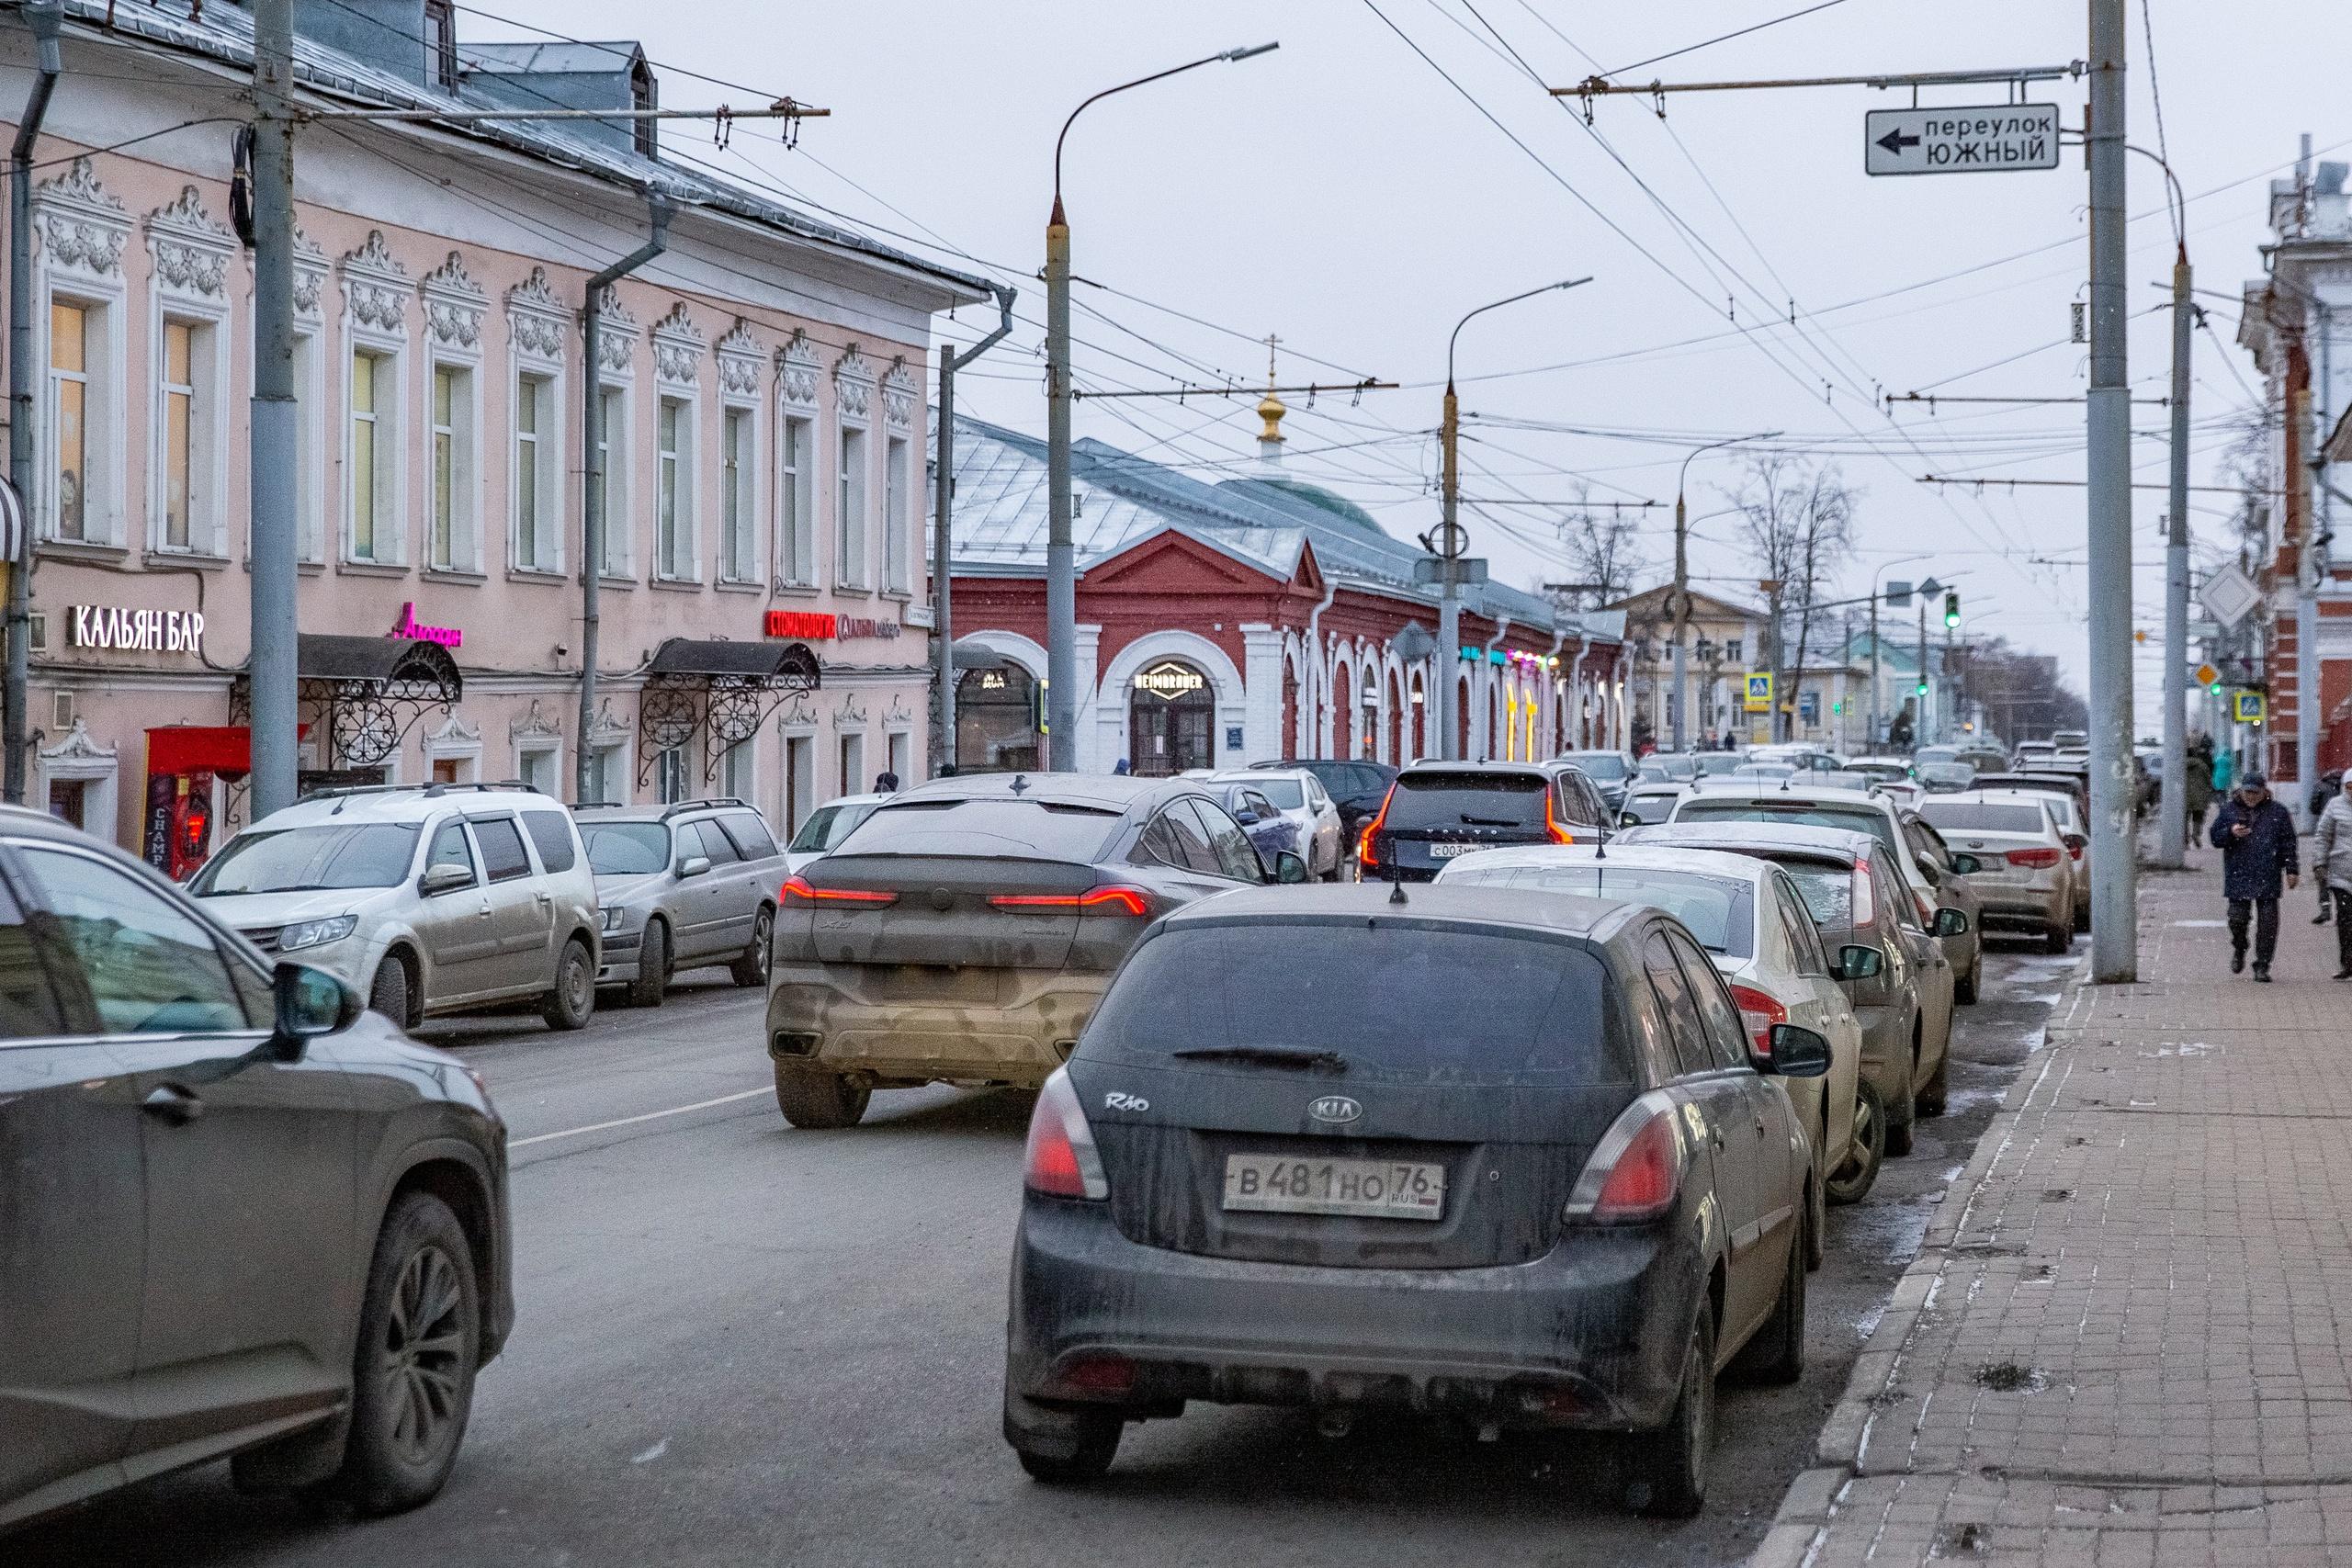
[16,943,2075,1568]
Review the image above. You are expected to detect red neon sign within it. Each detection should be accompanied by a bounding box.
[764,610,838,639]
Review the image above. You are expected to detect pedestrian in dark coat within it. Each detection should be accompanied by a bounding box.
[2209,773,2301,980]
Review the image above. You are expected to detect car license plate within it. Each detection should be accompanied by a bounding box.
[1222,1154,1445,1221]
[1426,841,1480,858]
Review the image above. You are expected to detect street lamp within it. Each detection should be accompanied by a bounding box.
[1437,278,1591,760]
[1669,431,1776,752]
[1867,553,1931,753]
[1044,42,1278,771]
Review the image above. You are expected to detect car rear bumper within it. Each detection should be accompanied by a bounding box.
[1006,1194,1701,1431]
[1968,881,2069,928]
[766,964,1109,1089]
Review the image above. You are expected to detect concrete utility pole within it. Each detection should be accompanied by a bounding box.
[2157,242,2193,865]
[2085,0,2138,979]
[575,197,669,806]
[5,0,61,807]
[1917,593,1931,746]
[248,0,300,820]
[932,285,1015,773]
[1046,43,1275,772]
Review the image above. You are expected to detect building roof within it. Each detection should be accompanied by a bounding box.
[939,413,1593,638]
[54,0,991,303]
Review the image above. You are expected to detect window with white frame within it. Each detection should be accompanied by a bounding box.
[655,394,695,581]
[144,185,235,558]
[884,434,910,592]
[784,733,814,838]
[837,732,865,799]
[428,361,477,570]
[887,730,910,787]
[347,346,397,563]
[292,329,324,562]
[34,159,130,547]
[517,741,559,797]
[836,423,868,589]
[655,745,687,805]
[779,413,814,585]
[597,383,631,577]
[50,299,94,542]
[720,738,755,803]
[721,405,755,582]
[159,320,198,550]
[513,371,560,571]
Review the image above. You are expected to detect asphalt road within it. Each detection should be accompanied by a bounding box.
[14,942,2076,1568]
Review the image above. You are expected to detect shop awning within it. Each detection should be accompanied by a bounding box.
[298,633,463,697]
[639,638,821,790]
[646,637,821,685]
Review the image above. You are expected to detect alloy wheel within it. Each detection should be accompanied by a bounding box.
[379,1243,467,1462]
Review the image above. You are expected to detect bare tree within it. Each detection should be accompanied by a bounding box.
[1730,456,1860,741]
[1550,485,1648,610]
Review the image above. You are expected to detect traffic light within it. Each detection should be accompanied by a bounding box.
[1916,679,1929,696]
[1942,590,1961,628]
[2209,676,2224,697]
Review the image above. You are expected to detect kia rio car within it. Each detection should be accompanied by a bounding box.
[1002,883,1829,1517]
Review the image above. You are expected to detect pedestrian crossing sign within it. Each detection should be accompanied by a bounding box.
[1743,672,1773,713]
[2233,690,2265,725]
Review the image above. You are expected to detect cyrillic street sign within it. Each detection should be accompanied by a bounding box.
[1865,104,2060,176]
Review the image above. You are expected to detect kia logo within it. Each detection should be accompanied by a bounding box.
[1308,1095,1363,1125]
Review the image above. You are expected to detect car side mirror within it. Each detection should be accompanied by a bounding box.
[1760,1023,1831,1077]
[1948,852,1983,875]
[2063,831,2087,852]
[1621,810,1641,827]
[1234,809,1259,825]
[1914,858,1943,886]
[1934,906,1972,938]
[420,863,472,896]
[1831,943,1884,981]
[1272,850,1309,885]
[679,855,712,878]
[271,961,358,1057]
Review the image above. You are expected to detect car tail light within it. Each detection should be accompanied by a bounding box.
[1727,983,1789,1056]
[1850,858,1878,930]
[2064,839,2085,863]
[1054,1354,1137,1395]
[1544,794,1575,844]
[2007,847,2063,869]
[1356,788,1395,867]
[989,886,1152,917]
[780,874,897,907]
[1566,1093,1686,1225]
[1023,1066,1109,1201]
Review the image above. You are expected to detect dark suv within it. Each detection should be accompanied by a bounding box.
[1250,759,1396,840]
[0,808,512,1533]
[1356,761,1611,883]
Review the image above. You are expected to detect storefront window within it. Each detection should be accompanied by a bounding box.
[956,665,1039,775]
[1128,660,1213,777]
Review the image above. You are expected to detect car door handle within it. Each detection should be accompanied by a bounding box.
[534,891,552,907]
[141,1084,204,1125]
[1709,1126,1725,1151]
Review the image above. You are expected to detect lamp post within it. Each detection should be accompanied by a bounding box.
[1045,42,1277,771]
[1868,553,1931,753]
[1670,432,1776,752]
[1440,278,1591,760]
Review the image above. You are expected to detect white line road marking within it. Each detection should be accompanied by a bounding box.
[511,1086,772,1149]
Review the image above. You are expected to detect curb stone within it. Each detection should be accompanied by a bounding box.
[1743,953,2094,1562]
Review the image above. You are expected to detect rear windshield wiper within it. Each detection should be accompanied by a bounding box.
[1170,1045,1349,1073]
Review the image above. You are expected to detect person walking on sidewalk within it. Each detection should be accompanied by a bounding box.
[2315,784,2352,979]
[2210,773,2300,980]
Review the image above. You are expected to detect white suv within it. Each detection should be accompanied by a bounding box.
[190,783,601,1030]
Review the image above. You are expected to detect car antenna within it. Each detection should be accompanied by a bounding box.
[1009,773,1029,795]
[1386,859,1408,905]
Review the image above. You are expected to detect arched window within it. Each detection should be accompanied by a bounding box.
[956,662,1039,773]
[1128,659,1214,776]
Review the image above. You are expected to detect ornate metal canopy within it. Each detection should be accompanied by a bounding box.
[637,637,821,785]
[232,635,463,770]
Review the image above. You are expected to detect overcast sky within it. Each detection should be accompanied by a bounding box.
[486,0,2340,728]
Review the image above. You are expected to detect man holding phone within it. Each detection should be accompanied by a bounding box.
[2210,773,2300,981]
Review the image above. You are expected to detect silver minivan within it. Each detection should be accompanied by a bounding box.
[191,783,601,1030]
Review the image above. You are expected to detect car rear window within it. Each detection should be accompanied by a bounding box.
[1918,801,2049,834]
[1080,922,1626,1080]
[1676,798,1902,863]
[718,810,780,860]
[1779,864,1854,928]
[1439,864,1755,957]
[1252,778,1304,809]
[1568,753,1628,781]
[521,809,577,873]
[1384,772,1549,831]
[835,797,1124,860]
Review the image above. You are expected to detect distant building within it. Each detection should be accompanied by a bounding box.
[1604,585,1768,747]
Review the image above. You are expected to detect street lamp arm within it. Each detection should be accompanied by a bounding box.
[2125,143,2187,257]
[1054,43,1280,207]
[1677,429,1781,499]
[1449,277,1591,387]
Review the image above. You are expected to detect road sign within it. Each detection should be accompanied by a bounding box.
[2193,662,2221,688]
[1743,671,1773,713]
[2234,690,2266,726]
[2199,562,2262,629]
[1865,104,2061,176]
[1883,580,1912,609]
[1413,556,1487,587]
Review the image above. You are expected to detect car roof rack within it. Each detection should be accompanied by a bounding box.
[300,780,540,804]
[660,796,751,819]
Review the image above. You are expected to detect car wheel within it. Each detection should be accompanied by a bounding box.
[1885,1043,1917,1157]
[729,906,774,987]
[774,1065,871,1129]
[2044,919,2073,954]
[1916,1044,1950,1118]
[2074,899,2091,934]
[334,1192,480,1517]
[541,937,594,1031]
[1007,1395,1123,1485]
[626,920,669,1010]
[368,953,413,1028]
[1623,1307,1715,1517]
[1955,953,1981,1005]
[1732,1200,1808,1386]
[1826,1079,1886,1205]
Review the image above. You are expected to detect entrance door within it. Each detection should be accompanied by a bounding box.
[1129,660,1214,776]
[47,779,84,829]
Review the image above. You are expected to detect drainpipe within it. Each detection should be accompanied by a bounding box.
[1566,634,1594,750]
[5,0,62,806]
[575,194,669,805]
[1477,615,1510,761]
[1302,581,1336,755]
[933,283,1015,774]
[1542,625,1566,757]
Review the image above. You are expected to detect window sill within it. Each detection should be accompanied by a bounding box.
[143,548,231,570]
[770,580,823,597]
[714,577,763,593]
[507,566,569,583]
[421,567,489,585]
[37,538,130,563]
[880,589,913,603]
[650,576,705,593]
[335,559,413,579]
[835,583,876,598]
[596,572,637,590]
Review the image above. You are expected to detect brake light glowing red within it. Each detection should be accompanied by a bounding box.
[1589,1111,1682,1224]
[1023,1068,1110,1200]
[2007,847,2063,869]
[2065,840,2084,863]
[1357,788,1395,867]
[780,874,897,906]
[989,886,1151,917]
[1727,983,1789,1055]
[1544,794,1575,844]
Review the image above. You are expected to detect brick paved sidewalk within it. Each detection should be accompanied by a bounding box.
[1756,843,2352,1568]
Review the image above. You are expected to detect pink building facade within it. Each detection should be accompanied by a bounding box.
[2,3,985,864]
